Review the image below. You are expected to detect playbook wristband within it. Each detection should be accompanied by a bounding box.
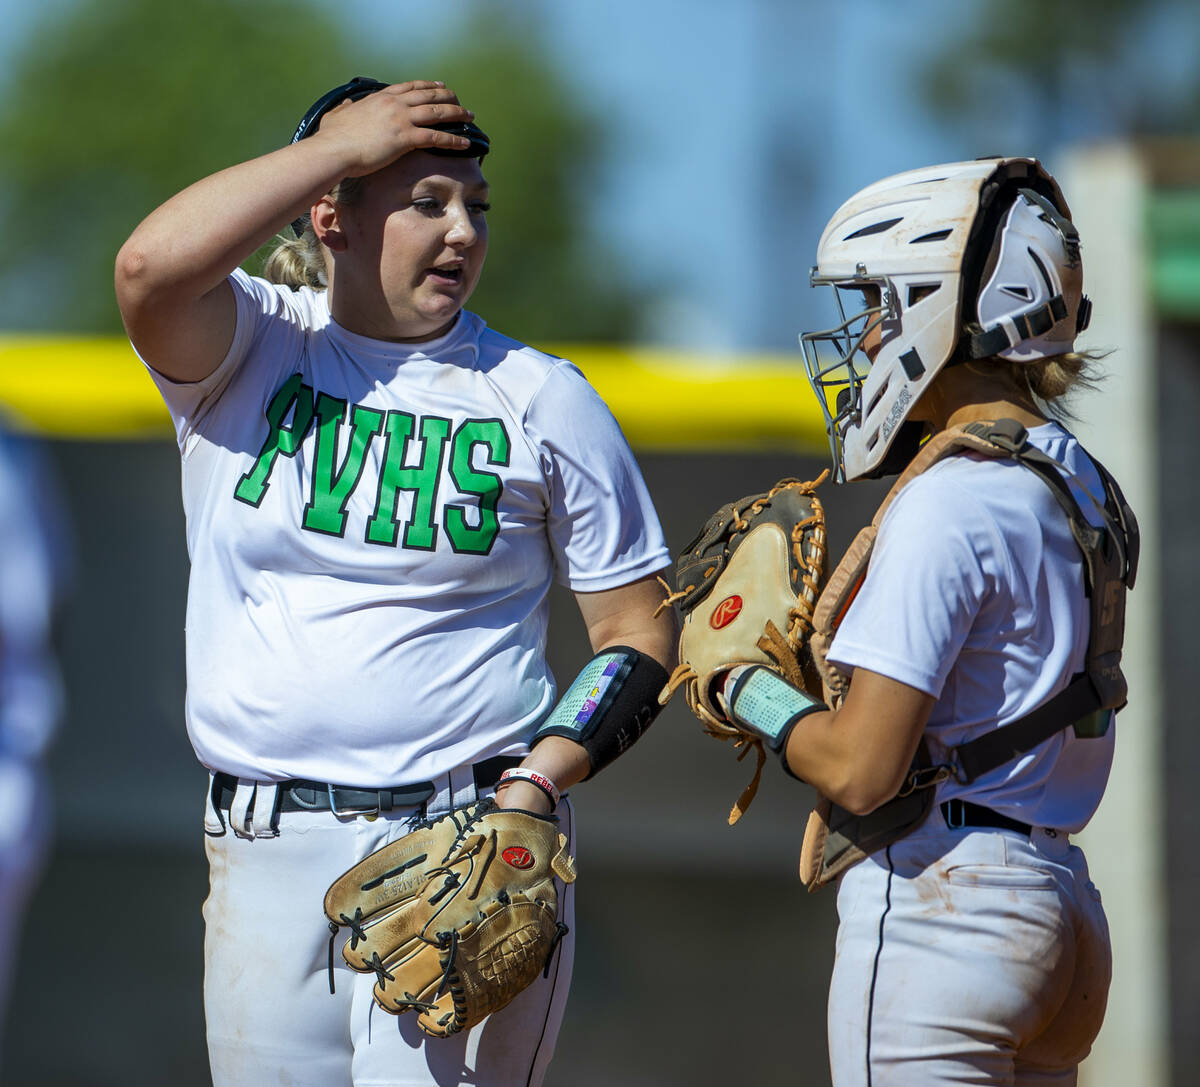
[532,645,669,778]
[722,665,827,758]
[497,767,561,810]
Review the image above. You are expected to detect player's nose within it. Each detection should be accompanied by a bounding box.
[444,202,480,248]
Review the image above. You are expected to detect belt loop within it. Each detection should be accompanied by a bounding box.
[945,798,966,830]
[427,773,455,818]
[204,772,226,836]
[229,779,256,840]
[251,782,280,838]
[449,764,476,809]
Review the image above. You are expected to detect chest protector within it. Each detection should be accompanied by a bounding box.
[798,418,1139,890]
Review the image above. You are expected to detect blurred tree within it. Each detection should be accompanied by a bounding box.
[0,0,642,343]
[923,0,1200,147]
[0,0,356,335]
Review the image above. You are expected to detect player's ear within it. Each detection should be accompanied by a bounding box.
[311,197,347,252]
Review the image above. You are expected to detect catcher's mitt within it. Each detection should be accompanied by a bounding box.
[324,798,576,1037]
[659,475,828,823]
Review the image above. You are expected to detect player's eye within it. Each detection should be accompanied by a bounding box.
[412,198,442,213]
[858,285,882,310]
[469,202,491,215]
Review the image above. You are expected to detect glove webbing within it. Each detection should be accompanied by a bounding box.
[662,476,828,824]
[660,477,827,700]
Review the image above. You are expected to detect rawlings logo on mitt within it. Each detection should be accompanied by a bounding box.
[324,799,576,1037]
[659,475,828,823]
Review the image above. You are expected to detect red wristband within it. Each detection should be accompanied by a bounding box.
[497,767,561,810]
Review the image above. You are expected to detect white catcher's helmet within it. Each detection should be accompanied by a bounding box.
[800,157,1092,482]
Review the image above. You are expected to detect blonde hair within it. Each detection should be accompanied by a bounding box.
[261,176,367,290]
[981,349,1106,421]
[1014,351,1102,402]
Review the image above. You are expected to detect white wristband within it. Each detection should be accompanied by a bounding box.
[497,767,561,810]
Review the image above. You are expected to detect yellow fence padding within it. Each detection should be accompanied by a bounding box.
[0,335,829,452]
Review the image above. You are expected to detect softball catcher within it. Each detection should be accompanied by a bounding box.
[667,157,1137,1085]
[116,76,676,1087]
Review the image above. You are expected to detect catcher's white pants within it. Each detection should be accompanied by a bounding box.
[827,819,1110,1087]
[201,777,575,1087]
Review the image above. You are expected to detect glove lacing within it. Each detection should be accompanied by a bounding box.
[324,804,496,996]
[327,907,369,995]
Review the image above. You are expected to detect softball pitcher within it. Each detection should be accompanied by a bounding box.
[674,157,1137,1085]
[115,77,676,1087]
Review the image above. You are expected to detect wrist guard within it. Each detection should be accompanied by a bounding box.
[722,664,826,757]
[532,646,668,777]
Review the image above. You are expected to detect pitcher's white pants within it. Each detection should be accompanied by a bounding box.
[201,779,575,1087]
[828,820,1110,1087]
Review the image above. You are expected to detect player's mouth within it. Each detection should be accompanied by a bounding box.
[427,264,464,286]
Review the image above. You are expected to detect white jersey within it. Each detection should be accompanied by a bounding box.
[143,269,670,786]
[828,422,1113,832]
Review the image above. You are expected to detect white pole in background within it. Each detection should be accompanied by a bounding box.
[1060,143,1167,1087]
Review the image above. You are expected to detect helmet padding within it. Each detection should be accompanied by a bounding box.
[974,189,1087,363]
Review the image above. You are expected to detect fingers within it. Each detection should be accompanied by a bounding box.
[405,100,476,150]
[411,129,474,152]
[380,81,463,111]
[384,79,452,97]
[309,81,476,169]
[386,84,474,147]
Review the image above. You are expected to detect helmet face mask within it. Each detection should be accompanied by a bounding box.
[799,157,1089,483]
[801,263,960,483]
[800,277,893,481]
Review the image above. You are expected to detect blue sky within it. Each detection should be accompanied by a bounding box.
[330,0,985,351]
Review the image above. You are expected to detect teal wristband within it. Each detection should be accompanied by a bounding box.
[726,665,826,755]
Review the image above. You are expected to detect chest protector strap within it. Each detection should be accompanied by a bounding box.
[798,418,1139,890]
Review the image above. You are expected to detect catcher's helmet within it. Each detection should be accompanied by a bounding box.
[800,157,1091,482]
[289,76,490,237]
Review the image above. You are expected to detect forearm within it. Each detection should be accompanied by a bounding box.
[495,737,591,814]
[781,705,890,812]
[500,640,673,814]
[495,573,678,813]
[721,665,933,815]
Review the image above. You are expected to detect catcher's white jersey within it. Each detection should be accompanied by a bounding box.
[829,422,1113,832]
[144,269,669,786]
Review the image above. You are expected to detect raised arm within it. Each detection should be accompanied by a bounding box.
[113,81,474,383]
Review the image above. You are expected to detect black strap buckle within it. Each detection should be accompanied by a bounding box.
[895,762,953,798]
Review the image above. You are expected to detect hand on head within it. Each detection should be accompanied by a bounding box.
[311,81,477,177]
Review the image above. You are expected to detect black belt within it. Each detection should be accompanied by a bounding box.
[940,798,1032,836]
[212,755,521,818]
